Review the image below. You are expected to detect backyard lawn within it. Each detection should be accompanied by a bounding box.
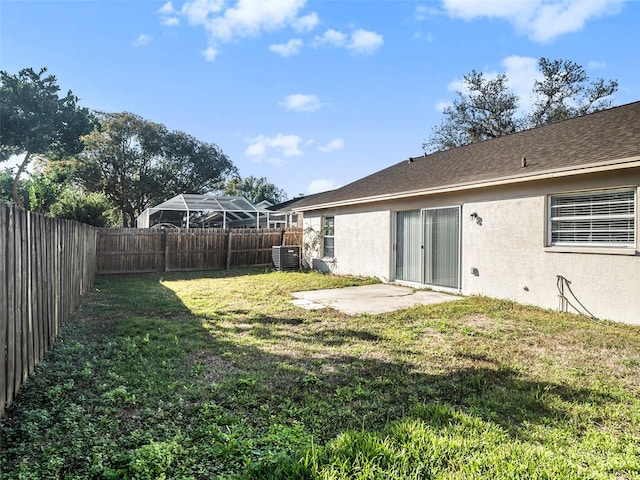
[1,268,639,479]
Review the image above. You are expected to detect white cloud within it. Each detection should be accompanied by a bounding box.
[158,2,181,26]
[415,5,440,21]
[293,12,319,32]
[528,0,623,43]
[413,31,434,42]
[269,38,303,57]
[203,0,307,41]
[588,60,606,69]
[440,0,625,43]
[175,0,318,60]
[313,28,347,47]
[307,178,339,194]
[348,29,383,55]
[158,1,179,15]
[244,134,304,165]
[162,17,180,26]
[279,93,323,112]
[182,0,225,25]
[313,28,383,55]
[435,100,452,112]
[132,34,152,46]
[446,77,466,93]
[202,45,219,61]
[318,138,344,153]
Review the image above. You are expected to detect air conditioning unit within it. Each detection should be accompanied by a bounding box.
[272,245,300,272]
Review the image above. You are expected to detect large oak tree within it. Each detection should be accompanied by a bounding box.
[424,58,618,153]
[76,112,236,226]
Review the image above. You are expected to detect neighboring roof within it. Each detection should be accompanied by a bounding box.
[267,194,321,212]
[294,101,640,211]
[149,194,260,213]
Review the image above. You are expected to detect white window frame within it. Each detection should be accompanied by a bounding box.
[322,216,335,258]
[547,187,636,248]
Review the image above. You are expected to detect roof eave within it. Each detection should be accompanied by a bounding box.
[294,156,640,212]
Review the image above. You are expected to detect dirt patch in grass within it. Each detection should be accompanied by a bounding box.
[190,350,243,383]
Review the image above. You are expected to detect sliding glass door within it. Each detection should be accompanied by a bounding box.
[395,210,422,283]
[395,206,460,289]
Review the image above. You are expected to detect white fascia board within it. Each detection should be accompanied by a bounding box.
[294,156,640,212]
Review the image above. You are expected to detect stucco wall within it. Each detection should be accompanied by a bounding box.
[461,191,640,325]
[301,168,640,324]
[303,210,391,280]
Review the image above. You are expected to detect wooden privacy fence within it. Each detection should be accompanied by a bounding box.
[0,203,97,417]
[97,227,303,274]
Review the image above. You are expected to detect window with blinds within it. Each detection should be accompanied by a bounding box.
[549,188,636,247]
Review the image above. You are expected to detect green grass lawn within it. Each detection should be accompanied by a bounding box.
[1,268,639,479]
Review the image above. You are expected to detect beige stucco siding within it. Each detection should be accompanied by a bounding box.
[462,194,640,324]
[303,210,391,280]
[301,168,640,325]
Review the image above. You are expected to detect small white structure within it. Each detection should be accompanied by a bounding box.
[289,102,640,325]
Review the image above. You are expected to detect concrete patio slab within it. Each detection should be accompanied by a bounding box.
[291,283,461,315]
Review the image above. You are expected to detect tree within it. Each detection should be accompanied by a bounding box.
[49,188,114,227]
[0,167,29,207]
[530,58,618,126]
[426,71,521,152]
[76,112,236,226]
[0,67,94,207]
[424,58,618,153]
[158,130,236,195]
[223,175,288,205]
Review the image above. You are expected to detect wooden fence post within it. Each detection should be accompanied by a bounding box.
[226,230,233,270]
[163,229,169,272]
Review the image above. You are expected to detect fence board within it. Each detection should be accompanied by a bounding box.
[6,207,16,409]
[97,227,303,274]
[0,205,7,413]
[0,203,97,418]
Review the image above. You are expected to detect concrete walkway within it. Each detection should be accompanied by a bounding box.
[291,283,461,315]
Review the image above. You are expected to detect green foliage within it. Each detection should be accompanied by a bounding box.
[223,175,288,205]
[0,167,29,206]
[76,111,236,226]
[48,187,115,226]
[1,269,639,479]
[424,57,618,153]
[0,67,94,206]
[1,158,77,212]
[130,440,183,480]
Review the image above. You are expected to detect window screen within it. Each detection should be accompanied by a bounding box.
[323,216,335,257]
[549,189,636,247]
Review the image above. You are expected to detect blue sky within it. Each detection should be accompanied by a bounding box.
[2,0,638,199]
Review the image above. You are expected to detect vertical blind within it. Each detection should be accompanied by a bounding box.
[396,207,460,288]
[424,207,460,288]
[395,210,422,283]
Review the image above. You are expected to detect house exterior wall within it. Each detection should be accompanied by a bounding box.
[301,168,640,325]
[303,209,392,279]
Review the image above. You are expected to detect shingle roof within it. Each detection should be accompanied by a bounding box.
[293,101,640,210]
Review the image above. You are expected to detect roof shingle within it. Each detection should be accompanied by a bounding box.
[293,101,640,209]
